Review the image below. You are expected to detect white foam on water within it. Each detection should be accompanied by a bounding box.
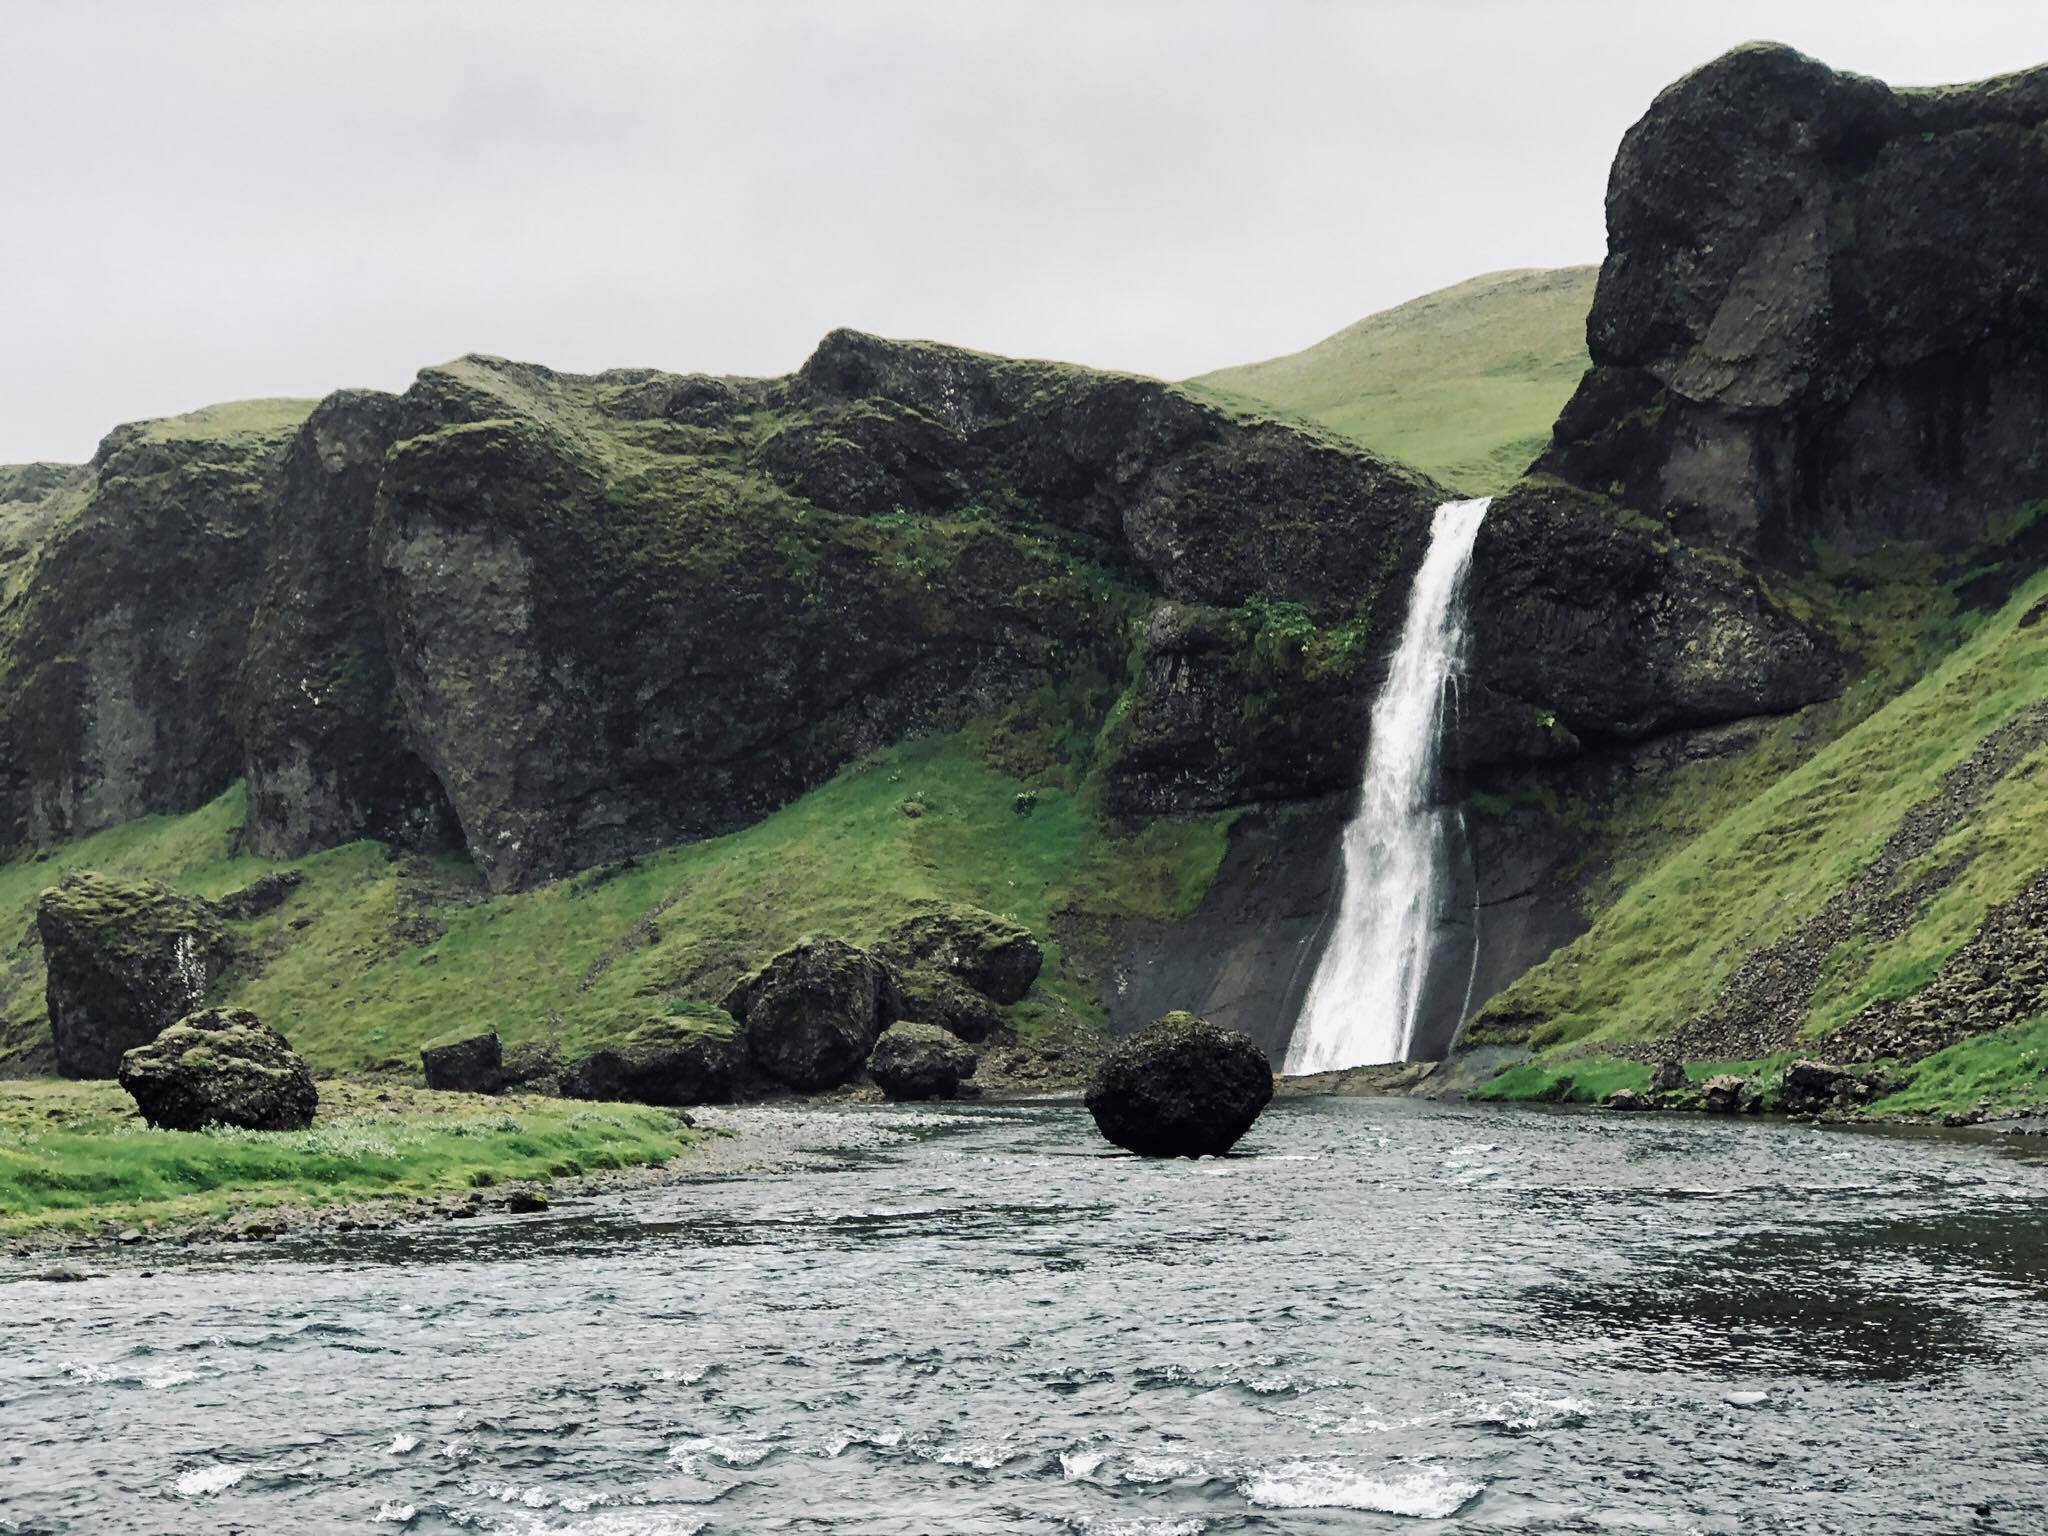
[62,1362,114,1384]
[930,1439,1021,1469]
[142,1368,199,1390]
[385,1433,420,1455]
[1065,1519,1208,1536]
[172,1464,244,1498]
[500,1515,704,1536]
[1122,1452,1205,1484]
[372,1502,416,1525]
[1059,1448,1108,1481]
[1723,1389,1771,1408]
[1242,1460,1483,1517]
[667,1434,774,1471]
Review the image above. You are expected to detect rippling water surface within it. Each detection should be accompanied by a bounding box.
[5,1098,2047,1534]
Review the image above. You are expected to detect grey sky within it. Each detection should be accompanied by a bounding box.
[4,1,2043,463]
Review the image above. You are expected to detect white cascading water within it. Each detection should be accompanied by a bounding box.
[1284,496,1491,1074]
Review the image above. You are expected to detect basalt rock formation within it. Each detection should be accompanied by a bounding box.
[722,937,901,1092]
[868,1020,978,1101]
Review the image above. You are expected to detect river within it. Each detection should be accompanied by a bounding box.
[4,1098,2045,1533]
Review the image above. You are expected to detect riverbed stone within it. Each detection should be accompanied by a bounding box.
[867,1021,978,1101]
[39,873,233,1079]
[1085,1010,1273,1157]
[116,1007,318,1132]
[877,906,1042,1005]
[420,1029,503,1094]
[722,938,899,1092]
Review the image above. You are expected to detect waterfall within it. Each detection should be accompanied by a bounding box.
[1284,497,1491,1074]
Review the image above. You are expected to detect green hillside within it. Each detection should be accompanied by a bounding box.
[1190,266,1596,493]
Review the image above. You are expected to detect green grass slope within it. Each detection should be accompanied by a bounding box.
[1189,266,1596,493]
[0,733,1231,1077]
[1466,564,2048,1118]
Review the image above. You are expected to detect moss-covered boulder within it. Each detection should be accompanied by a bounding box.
[868,1021,977,1101]
[116,1007,318,1131]
[877,906,1042,1006]
[722,937,899,1092]
[420,1028,503,1094]
[1084,1010,1273,1157]
[37,873,232,1079]
[892,964,1008,1044]
[559,1013,747,1106]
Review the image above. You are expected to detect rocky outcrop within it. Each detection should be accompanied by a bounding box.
[1084,1010,1273,1157]
[0,408,306,848]
[1779,1060,1888,1116]
[1539,43,2048,560]
[1701,1074,1762,1115]
[420,1028,503,1094]
[876,906,1043,1006]
[117,1007,318,1131]
[868,1020,977,1100]
[238,391,458,857]
[723,938,899,1092]
[38,873,231,1078]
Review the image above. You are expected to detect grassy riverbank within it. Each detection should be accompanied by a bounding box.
[0,1080,697,1236]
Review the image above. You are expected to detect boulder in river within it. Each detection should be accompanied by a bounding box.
[116,1007,319,1131]
[1604,1087,1654,1111]
[722,937,899,1092]
[420,1028,503,1094]
[38,872,233,1078]
[877,906,1042,1005]
[868,1021,978,1101]
[1084,1010,1273,1157]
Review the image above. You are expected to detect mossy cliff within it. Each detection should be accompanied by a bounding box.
[0,337,1458,1075]
[1441,45,2048,1120]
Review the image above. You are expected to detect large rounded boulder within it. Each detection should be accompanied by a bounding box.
[116,1008,319,1132]
[721,937,898,1092]
[1084,1010,1273,1157]
[868,1021,977,1101]
[877,906,1041,1005]
[420,1028,504,1093]
[38,872,232,1078]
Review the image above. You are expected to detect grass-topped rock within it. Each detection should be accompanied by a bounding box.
[116,1007,317,1131]
[1084,1010,1273,1157]
[38,872,231,1078]
[877,905,1042,1005]
[891,964,1008,1044]
[558,1010,747,1106]
[868,1021,977,1101]
[723,937,899,1092]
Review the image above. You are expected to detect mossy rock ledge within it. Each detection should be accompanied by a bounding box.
[1084,1010,1274,1158]
[117,1007,318,1132]
[876,906,1043,1006]
[37,872,233,1079]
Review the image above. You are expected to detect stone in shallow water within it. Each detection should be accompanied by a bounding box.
[117,1007,318,1132]
[1084,1010,1273,1157]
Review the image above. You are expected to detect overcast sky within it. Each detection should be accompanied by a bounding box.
[3,2,2043,463]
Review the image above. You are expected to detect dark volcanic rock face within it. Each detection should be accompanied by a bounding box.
[239,391,459,858]
[1540,43,2048,558]
[117,1006,318,1132]
[38,873,232,1079]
